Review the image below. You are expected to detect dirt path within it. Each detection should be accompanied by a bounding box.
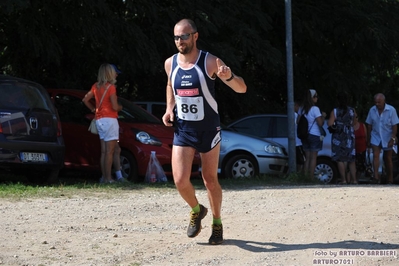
[0,185,398,265]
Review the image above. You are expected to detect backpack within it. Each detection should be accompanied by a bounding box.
[297,113,309,140]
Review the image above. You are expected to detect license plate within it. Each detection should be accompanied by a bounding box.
[21,152,48,162]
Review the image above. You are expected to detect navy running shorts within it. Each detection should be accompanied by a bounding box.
[173,129,221,153]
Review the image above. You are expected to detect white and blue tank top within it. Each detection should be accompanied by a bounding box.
[170,50,220,131]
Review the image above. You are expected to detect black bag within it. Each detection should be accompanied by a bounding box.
[319,126,326,141]
[327,123,337,134]
[297,114,309,140]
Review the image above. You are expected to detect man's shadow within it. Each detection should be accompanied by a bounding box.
[199,239,399,253]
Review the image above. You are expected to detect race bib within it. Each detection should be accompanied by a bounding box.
[175,95,204,121]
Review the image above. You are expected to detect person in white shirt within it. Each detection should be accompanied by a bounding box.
[365,93,399,184]
[298,89,326,180]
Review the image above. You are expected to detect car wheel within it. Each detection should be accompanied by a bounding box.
[120,150,139,182]
[224,154,258,179]
[315,158,337,184]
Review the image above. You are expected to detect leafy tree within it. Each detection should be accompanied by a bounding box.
[1,0,398,122]
[291,0,399,118]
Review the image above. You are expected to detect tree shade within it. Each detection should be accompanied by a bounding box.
[1,0,398,123]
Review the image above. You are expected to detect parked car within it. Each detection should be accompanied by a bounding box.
[135,101,166,121]
[0,75,65,184]
[135,102,288,178]
[219,127,288,178]
[226,114,337,182]
[46,89,201,182]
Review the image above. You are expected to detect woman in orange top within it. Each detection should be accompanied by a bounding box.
[83,63,123,183]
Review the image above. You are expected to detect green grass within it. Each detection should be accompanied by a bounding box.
[0,172,320,200]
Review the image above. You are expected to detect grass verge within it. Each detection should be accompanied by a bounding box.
[0,172,321,200]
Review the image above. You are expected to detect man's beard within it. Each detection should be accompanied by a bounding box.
[178,43,193,54]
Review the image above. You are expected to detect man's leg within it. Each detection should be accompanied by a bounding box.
[172,145,197,207]
[372,145,381,182]
[200,143,222,220]
[172,146,208,238]
[200,143,223,244]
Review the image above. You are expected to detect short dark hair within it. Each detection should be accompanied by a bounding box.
[177,18,198,32]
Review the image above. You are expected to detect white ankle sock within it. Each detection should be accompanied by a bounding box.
[115,170,123,179]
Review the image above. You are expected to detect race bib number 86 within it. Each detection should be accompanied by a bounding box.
[175,95,204,121]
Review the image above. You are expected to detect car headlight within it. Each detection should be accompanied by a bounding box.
[136,131,162,146]
[264,145,284,155]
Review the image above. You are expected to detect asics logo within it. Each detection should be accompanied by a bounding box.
[211,131,221,148]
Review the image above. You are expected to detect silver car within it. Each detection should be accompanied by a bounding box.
[219,128,288,178]
[227,114,337,183]
[134,102,289,178]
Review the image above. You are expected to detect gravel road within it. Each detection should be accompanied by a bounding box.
[0,184,398,265]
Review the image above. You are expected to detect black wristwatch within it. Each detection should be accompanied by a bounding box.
[226,73,234,82]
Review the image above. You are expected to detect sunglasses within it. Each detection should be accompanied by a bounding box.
[313,95,318,98]
[174,32,196,41]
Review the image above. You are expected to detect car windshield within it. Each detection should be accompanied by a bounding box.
[117,98,162,124]
[0,83,52,111]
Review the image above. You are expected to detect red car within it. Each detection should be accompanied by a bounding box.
[46,89,201,182]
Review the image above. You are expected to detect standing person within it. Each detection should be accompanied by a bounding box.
[365,93,399,184]
[295,99,305,171]
[109,64,127,182]
[82,63,123,183]
[162,19,247,245]
[352,111,368,183]
[327,93,356,184]
[299,89,325,180]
